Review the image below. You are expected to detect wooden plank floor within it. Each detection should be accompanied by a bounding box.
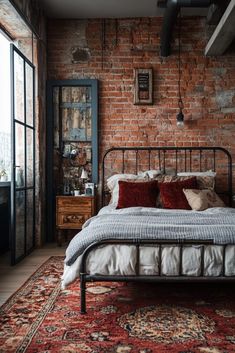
[0,244,66,306]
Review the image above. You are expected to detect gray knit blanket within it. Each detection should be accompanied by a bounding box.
[65,207,235,266]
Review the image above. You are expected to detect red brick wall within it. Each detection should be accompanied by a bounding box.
[47,17,235,189]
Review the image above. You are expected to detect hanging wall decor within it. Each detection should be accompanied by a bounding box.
[134,68,153,105]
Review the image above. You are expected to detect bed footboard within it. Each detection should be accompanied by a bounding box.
[79,239,235,314]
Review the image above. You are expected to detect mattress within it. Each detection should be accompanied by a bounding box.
[61,206,235,288]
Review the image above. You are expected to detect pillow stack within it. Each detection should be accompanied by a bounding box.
[106,170,225,211]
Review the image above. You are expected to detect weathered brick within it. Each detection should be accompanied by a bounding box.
[47,17,235,188]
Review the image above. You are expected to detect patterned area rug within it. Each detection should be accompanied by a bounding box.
[1,256,235,353]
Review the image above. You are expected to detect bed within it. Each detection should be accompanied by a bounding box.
[61,146,235,314]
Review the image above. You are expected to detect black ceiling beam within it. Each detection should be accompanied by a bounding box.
[159,0,213,57]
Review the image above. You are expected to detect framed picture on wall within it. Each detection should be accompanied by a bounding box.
[134,68,153,105]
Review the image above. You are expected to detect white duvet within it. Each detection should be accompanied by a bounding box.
[61,206,235,288]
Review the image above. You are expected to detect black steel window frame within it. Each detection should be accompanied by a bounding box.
[10,44,36,265]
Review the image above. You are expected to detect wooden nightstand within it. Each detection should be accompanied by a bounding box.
[56,196,95,246]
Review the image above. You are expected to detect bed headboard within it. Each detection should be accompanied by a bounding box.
[101,146,233,207]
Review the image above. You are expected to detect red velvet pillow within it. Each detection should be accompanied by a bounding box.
[116,180,159,209]
[159,177,198,210]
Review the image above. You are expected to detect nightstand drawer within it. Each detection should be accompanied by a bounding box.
[57,196,93,207]
[56,196,95,240]
[57,196,93,213]
[57,212,90,229]
[58,205,92,213]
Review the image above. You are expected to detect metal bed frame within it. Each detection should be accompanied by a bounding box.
[80,146,233,314]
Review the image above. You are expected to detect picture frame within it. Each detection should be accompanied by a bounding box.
[134,68,153,105]
[85,182,95,196]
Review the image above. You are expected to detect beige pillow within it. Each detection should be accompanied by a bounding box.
[183,189,225,211]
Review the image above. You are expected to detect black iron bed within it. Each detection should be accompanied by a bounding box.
[79,146,233,314]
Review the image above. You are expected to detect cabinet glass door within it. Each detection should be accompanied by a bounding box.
[46,80,98,241]
[11,45,35,264]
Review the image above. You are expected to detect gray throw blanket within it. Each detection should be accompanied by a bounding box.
[65,208,235,266]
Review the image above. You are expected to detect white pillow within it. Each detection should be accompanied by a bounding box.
[177,171,216,177]
[138,169,162,179]
[107,173,144,191]
[164,168,176,176]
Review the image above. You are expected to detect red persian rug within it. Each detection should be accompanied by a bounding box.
[1,256,235,353]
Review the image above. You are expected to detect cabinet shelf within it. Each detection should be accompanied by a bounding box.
[60,102,91,109]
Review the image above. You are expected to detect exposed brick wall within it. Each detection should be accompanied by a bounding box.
[47,17,235,190]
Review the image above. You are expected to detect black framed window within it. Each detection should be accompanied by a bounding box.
[11,44,35,264]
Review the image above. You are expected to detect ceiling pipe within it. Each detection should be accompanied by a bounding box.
[160,0,214,57]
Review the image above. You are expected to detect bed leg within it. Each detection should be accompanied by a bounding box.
[80,273,87,314]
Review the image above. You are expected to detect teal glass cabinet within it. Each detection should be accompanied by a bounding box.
[46,79,98,241]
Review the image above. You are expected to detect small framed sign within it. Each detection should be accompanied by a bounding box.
[134,68,153,105]
[85,182,95,196]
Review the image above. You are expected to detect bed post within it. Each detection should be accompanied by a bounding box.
[80,273,86,314]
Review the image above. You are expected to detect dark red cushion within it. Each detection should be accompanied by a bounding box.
[116,180,159,209]
[159,177,198,210]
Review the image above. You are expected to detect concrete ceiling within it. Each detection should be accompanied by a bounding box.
[40,0,207,19]
[40,0,235,56]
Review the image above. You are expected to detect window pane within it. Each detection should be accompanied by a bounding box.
[26,63,34,127]
[26,127,34,187]
[15,190,25,259]
[53,87,59,148]
[14,53,24,122]
[26,189,34,252]
[0,33,11,181]
[15,123,25,188]
[61,86,92,142]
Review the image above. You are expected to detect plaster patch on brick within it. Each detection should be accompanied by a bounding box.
[207,129,217,143]
[61,21,88,65]
[155,115,172,131]
[221,123,235,131]
[71,47,90,63]
[216,91,235,108]
[118,20,134,29]
[72,21,88,47]
[194,85,204,93]
[213,68,227,77]
[221,108,235,114]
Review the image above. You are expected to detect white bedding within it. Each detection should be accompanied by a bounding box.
[61,206,235,288]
